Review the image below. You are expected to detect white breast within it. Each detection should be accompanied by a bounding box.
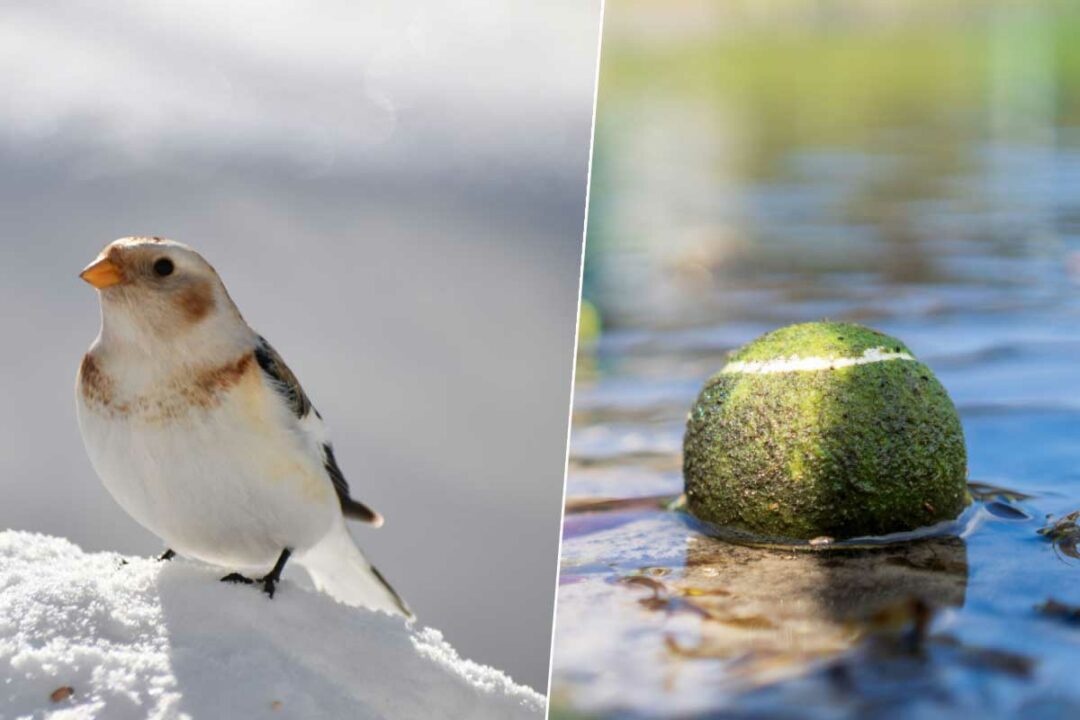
[76,354,338,571]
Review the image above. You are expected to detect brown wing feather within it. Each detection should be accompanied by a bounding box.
[253,335,383,526]
[322,443,384,526]
[253,335,313,418]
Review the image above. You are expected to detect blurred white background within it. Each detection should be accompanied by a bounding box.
[0,0,600,691]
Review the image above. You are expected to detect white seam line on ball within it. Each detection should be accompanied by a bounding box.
[721,347,916,375]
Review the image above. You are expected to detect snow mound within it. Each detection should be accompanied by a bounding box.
[0,531,544,719]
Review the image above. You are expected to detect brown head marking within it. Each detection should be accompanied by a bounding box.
[177,280,216,323]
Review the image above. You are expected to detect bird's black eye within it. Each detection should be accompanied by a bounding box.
[152,258,174,277]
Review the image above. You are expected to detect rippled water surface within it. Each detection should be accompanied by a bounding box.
[552,4,1080,716]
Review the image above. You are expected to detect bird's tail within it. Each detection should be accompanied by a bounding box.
[299,521,412,618]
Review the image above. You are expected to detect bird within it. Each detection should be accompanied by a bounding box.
[75,236,411,617]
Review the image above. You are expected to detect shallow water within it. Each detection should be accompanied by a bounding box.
[552,5,1080,710]
[555,279,1080,717]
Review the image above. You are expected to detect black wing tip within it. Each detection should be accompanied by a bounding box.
[343,499,385,527]
[322,443,383,525]
[371,564,413,618]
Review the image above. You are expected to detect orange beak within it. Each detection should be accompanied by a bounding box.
[80,257,124,289]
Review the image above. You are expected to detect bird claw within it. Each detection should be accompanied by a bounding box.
[220,572,255,585]
[258,548,291,600]
[220,549,291,599]
[220,571,276,598]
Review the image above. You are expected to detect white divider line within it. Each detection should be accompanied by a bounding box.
[721,347,916,375]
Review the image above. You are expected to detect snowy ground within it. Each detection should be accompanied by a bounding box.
[0,531,544,719]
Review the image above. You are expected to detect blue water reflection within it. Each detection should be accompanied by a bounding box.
[554,4,1080,714]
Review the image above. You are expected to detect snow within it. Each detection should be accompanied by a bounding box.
[0,531,544,719]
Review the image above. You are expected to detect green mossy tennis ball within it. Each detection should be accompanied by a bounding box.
[683,322,969,540]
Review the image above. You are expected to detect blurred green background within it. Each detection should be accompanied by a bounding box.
[583,0,1080,333]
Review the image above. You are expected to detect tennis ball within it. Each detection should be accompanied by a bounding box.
[683,322,969,540]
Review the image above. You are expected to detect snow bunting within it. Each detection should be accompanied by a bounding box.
[75,237,411,617]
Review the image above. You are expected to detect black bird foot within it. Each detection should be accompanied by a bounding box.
[220,572,276,596]
[158,549,176,562]
[219,549,292,598]
[258,548,293,600]
[261,576,279,598]
[220,572,255,585]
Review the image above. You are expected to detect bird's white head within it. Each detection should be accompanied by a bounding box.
[81,237,251,359]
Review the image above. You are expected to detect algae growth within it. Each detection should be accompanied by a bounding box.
[684,322,969,539]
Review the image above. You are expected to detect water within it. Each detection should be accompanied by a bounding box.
[552,4,1080,716]
[555,249,1080,718]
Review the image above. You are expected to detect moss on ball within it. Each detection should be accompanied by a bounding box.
[683,322,969,540]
